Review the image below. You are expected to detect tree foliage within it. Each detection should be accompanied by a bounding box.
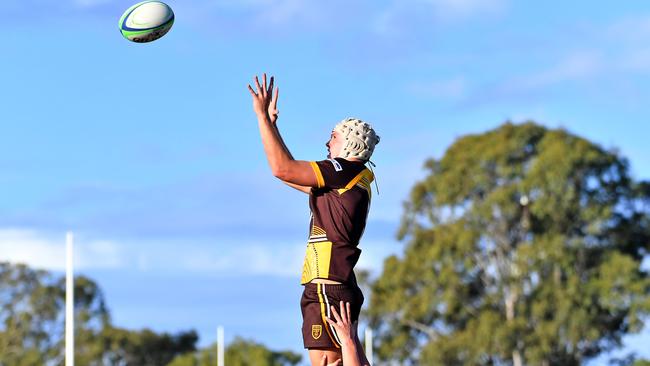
[368,122,650,365]
[96,326,198,366]
[1,262,300,365]
[0,262,67,365]
[0,262,197,365]
[168,337,302,366]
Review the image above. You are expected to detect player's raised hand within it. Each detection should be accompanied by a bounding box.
[247,73,277,119]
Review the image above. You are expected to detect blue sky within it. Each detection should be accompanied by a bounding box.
[1,0,650,363]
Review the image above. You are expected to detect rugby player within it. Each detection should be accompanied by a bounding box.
[249,74,379,366]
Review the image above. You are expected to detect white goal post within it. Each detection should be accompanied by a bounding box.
[66,232,74,366]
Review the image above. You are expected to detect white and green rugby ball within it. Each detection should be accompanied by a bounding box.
[119,1,174,43]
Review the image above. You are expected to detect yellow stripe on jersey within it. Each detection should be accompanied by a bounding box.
[317,284,341,349]
[309,161,325,188]
[337,168,374,196]
[301,241,333,284]
[311,225,327,237]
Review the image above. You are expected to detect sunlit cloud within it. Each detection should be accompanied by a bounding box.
[372,0,508,36]
[606,15,650,44]
[499,51,602,92]
[605,16,650,73]
[127,240,306,277]
[0,227,398,278]
[0,228,124,271]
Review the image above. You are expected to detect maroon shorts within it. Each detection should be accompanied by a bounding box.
[300,282,364,349]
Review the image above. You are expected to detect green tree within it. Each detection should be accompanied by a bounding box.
[0,262,107,365]
[0,262,57,365]
[368,122,650,365]
[167,337,302,366]
[98,326,198,366]
[0,262,197,365]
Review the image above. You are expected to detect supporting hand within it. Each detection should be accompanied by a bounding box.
[326,302,365,366]
[320,354,341,366]
[327,301,355,343]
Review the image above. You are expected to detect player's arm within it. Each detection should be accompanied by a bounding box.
[248,73,319,188]
[266,90,312,194]
[282,180,312,194]
[355,333,371,366]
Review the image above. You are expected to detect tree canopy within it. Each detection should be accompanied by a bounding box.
[168,337,301,366]
[368,122,650,365]
[1,262,299,365]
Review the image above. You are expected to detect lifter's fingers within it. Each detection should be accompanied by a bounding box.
[262,73,267,96]
[273,87,280,108]
[247,84,257,96]
[254,76,262,94]
[268,76,274,96]
[346,302,351,324]
[338,301,348,323]
[330,305,343,324]
[325,317,338,328]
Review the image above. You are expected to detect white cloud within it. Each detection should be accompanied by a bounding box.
[126,239,387,278]
[0,228,304,276]
[0,228,124,271]
[172,0,337,36]
[460,51,603,105]
[0,229,303,276]
[372,0,508,35]
[171,242,305,277]
[606,15,650,44]
[0,229,66,270]
[0,228,396,278]
[502,51,602,93]
[605,16,650,72]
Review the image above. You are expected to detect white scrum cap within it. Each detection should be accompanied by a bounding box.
[333,118,380,161]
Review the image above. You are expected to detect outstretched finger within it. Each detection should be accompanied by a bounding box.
[247,84,257,97]
[325,316,339,330]
[272,87,279,109]
[330,304,343,324]
[346,302,351,324]
[338,301,348,324]
[262,73,268,97]
[268,76,274,97]
[254,76,262,94]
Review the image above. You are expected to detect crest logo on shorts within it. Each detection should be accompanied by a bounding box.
[312,325,322,340]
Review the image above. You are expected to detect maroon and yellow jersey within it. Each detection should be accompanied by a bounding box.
[301,157,374,285]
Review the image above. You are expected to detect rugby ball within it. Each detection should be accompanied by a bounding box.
[119,1,174,43]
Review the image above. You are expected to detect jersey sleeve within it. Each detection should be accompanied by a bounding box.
[309,158,357,189]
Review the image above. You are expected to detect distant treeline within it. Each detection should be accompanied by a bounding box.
[0,261,302,366]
